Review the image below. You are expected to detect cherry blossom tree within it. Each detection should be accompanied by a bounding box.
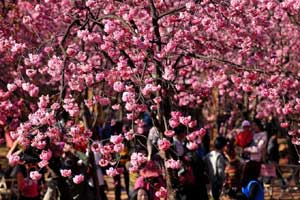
[2,0,300,199]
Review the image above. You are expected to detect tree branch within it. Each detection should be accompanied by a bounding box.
[149,0,162,51]
[187,52,266,73]
[59,19,80,103]
[90,15,137,36]
[158,5,186,20]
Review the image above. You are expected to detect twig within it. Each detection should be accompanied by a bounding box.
[187,52,266,73]
[158,5,186,20]
[90,15,137,36]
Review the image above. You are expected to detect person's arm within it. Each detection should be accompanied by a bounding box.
[248,183,259,200]
[244,133,267,153]
[147,127,157,160]
[147,136,153,161]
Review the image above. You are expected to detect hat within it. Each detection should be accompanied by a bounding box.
[242,120,251,127]
[214,136,227,150]
[140,161,160,178]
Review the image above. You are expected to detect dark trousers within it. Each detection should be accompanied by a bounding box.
[211,182,222,200]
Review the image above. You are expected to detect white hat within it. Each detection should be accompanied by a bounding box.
[242,120,251,127]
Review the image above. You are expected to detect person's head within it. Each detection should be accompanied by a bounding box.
[252,120,264,133]
[130,188,149,200]
[174,125,186,141]
[214,136,227,151]
[242,120,251,131]
[241,160,261,186]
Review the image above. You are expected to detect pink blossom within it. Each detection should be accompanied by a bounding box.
[7,83,17,92]
[73,174,84,184]
[125,102,137,111]
[280,122,289,128]
[100,145,113,156]
[30,171,42,181]
[179,116,192,126]
[113,81,125,92]
[164,130,175,137]
[157,138,171,151]
[113,143,124,153]
[171,111,182,120]
[91,142,101,152]
[292,137,300,145]
[38,95,49,109]
[39,149,52,161]
[153,97,162,104]
[186,133,197,141]
[130,152,147,167]
[99,159,109,167]
[165,159,181,169]
[188,120,197,128]
[8,153,20,166]
[26,69,37,78]
[155,187,168,198]
[162,67,175,81]
[60,169,72,177]
[110,134,123,144]
[38,160,49,168]
[169,118,180,128]
[112,104,120,110]
[63,98,80,117]
[51,103,60,110]
[86,0,98,8]
[96,96,110,106]
[186,142,198,150]
[129,166,139,173]
[125,130,135,140]
[95,72,105,82]
[288,130,296,136]
[106,167,119,177]
[122,91,136,102]
[196,128,207,137]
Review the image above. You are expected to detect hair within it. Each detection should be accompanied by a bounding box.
[241,160,261,186]
[130,188,149,200]
[253,119,264,131]
[214,136,227,150]
[174,125,186,136]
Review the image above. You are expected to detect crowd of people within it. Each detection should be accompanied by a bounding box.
[0,116,298,200]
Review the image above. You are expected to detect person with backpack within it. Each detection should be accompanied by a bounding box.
[205,136,227,200]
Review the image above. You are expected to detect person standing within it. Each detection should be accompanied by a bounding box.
[223,139,242,199]
[243,122,267,163]
[241,160,264,200]
[205,136,227,200]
